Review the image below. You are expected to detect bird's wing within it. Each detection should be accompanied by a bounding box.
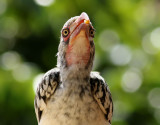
[90,72,113,124]
[34,68,60,122]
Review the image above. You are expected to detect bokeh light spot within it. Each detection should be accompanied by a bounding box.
[33,74,44,93]
[110,44,132,66]
[122,68,142,93]
[129,49,148,69]
[0,0,7,15]
[12,63,32,82]
[34,0,55,7]
[98,30,119,51]
[1,51,21,70]
[148,88,160,109]
[150,27,160,49]
[142,34,159,54]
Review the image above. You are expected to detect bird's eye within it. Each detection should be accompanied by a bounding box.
[89,28,95,37]
[62,28,70,37]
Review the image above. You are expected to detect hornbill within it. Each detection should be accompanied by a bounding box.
[34,12,113,125]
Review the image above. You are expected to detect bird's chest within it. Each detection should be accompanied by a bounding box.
[40,81,107,125]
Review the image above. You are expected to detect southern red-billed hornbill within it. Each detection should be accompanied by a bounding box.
[34,12,113,125]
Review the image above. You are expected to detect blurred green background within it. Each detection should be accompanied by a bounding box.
[0,0,160,125]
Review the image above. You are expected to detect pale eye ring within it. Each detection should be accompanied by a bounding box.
[62,28,70,37]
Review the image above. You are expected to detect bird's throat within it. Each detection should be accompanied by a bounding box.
[66,31,90,67]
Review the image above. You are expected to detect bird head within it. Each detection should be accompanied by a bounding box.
[57,12,95,79]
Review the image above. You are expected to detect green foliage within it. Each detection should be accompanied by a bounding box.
[0,0,160,124]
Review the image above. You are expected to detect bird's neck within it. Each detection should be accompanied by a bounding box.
[60,65,91,88]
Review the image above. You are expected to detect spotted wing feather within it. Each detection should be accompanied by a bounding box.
[34,68,60,123]
[90,72,113,124]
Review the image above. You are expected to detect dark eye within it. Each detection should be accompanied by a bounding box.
[62,28,70,37]
[89,28,95,37]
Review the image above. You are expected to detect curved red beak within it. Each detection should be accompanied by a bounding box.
[66,12,91,66]
[69,12,90,46]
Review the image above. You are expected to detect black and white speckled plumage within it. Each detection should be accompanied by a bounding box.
[34,12,113,125]
[34,68,60,122]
